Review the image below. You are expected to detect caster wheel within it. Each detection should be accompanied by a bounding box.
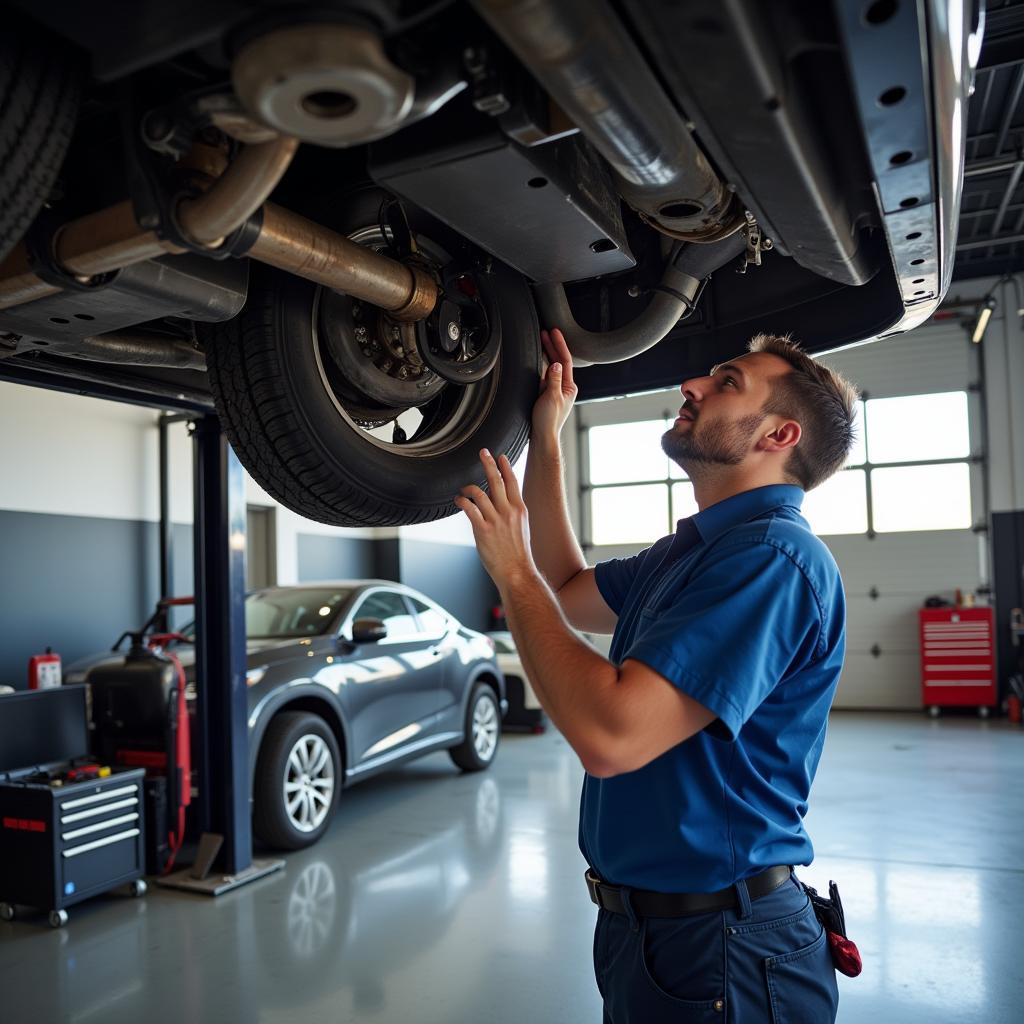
[130,879,148,897]
[978,706,990,719]
[48,910,68,928]
[927,706,940,718]
[0,902,14,921]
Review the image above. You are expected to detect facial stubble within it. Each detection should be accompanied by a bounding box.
[661,410,766,474]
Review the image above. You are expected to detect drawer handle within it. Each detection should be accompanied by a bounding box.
[63,812,139,842]
[60,784,137,810]
[62,828,140,858]
[61,797,138,825]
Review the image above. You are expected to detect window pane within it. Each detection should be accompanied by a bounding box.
[588,421,669,484]
[866,392,969,464]
[591,484,668,545]
[245,587,353,638]
[354,592,418,637]
[410,598,448,634]
[671,481,699,521]
[872,462,972,532]
[847,401,866,466]
[801,470,868,535]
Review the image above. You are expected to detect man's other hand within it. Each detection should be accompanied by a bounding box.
[456,449,536,591]
[533,328,578,441]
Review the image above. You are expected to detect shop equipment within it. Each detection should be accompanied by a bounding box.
[919,606,997,717]
[0,687,146,927]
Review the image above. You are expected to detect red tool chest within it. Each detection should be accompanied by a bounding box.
[918,607,997,715]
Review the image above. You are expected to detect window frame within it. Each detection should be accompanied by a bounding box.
[845,390,979,538]
[580,389,983,544]
[581,413,688,547]
[342,587,421,644]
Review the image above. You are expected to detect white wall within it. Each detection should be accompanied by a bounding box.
[0,385,159,521]
[0,388,488,589]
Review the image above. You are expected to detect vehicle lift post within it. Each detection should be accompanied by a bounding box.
[160,414,283,894]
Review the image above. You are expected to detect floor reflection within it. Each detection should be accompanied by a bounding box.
[1,718,1020,1024]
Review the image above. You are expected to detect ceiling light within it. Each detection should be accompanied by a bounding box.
[971,297,996,344]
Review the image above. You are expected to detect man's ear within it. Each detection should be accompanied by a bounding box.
[758,419,801,453]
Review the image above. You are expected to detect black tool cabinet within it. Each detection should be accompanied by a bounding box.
[0,768,147,927]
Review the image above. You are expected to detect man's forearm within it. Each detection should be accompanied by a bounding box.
[522,435,587,591]
[498,567,619,769]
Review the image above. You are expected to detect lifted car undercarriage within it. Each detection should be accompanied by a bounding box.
[0,0,977,525]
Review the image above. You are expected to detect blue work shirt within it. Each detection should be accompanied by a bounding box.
[586,483,845,893]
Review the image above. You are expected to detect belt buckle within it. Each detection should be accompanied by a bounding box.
[585,870,605,909]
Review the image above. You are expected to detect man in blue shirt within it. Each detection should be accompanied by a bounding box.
[455,328,859,1022]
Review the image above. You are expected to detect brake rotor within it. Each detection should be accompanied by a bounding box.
[318,289,446,412]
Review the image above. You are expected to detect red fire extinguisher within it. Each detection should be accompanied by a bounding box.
[28,647,62,689]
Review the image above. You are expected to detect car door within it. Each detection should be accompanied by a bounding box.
[339,589,448,765]
[406,595,464,724]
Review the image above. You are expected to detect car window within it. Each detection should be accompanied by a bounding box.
[352,591,418,639]
[409,597,449,635]
[245,588,353,638]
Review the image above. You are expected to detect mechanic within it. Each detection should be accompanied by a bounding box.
[455,327,859,1022]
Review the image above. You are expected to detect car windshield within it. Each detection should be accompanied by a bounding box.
[180,588,354,640]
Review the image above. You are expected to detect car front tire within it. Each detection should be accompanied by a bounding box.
[254,711,341,850]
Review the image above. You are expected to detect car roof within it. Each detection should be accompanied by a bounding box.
[251,581,453,615]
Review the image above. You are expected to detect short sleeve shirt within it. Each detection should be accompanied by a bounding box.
[585,484,846,892]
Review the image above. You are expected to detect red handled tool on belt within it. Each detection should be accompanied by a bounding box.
[802,880,863,977]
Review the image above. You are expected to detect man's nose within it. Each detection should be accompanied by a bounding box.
[680,376,707,401]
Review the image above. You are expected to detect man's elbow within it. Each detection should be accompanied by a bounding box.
[578,737,639,779]
[581,756,625,780]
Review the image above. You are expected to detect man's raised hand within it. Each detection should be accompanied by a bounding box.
[533,328,578,440]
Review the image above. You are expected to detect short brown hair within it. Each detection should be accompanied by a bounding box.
[748,333,860,491]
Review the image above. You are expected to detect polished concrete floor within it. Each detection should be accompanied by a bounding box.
[1,712,1022,1023]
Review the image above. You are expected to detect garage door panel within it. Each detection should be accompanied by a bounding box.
[819,324,970,399]
[834,652,922,709]
[843,596,927,654]
[822,533,982,595]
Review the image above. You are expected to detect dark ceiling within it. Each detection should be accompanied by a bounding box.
[953,0,1024,280]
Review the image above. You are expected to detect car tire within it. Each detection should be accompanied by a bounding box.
[0,15,81,263]
[449,683,501,772]
[202,189,542,527]
[253,711,341,850]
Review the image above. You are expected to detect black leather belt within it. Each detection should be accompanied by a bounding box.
[586,865,793,919]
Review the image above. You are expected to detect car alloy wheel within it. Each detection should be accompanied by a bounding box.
[284,733,336,833]
[472,692,499,763]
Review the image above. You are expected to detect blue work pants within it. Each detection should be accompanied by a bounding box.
[593,873,840,1023]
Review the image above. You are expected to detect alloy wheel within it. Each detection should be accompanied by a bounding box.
[472,693,499,763]
[283,733,336,833]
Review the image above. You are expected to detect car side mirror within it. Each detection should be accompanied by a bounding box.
[351,617,387,643]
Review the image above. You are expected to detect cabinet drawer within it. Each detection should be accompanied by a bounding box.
[61,828,142,899]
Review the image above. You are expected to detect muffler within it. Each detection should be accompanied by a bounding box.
[470,0,744,241]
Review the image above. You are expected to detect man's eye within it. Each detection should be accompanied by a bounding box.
[722,376,737,388]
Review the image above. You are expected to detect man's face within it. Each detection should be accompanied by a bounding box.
[661,352,792,471]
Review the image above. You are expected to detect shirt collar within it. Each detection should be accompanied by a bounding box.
[686,484,805,545]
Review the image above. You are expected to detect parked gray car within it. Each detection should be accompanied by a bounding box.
[66,582,505,850]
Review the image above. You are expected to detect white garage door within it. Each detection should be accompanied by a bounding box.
[817,325,986,709]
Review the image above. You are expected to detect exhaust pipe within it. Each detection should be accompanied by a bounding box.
[19,330,206,370]
[470,0,744,241]
[0,135,300,310]
[534,231,746,365]
[0,136,437,322]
